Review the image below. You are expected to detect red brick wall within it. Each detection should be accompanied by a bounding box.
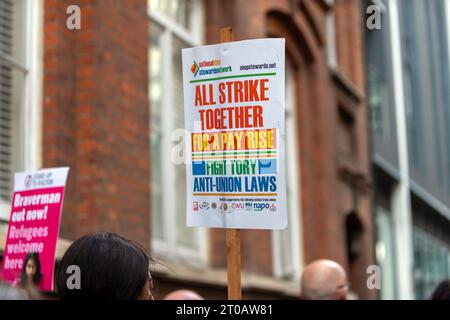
[334,0,376,299]
[335,0,366,88]
[43,0,151,248]
[41,0,375,299]
[206,0,376,298]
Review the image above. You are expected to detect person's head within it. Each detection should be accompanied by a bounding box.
[301,259,348,300]
[163,289,204,300]
[20,252,43,287]
[57,232,154,300]
[430,279,450,300]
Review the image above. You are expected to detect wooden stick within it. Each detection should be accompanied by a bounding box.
[226,228,241,300]
[220,27,233,44]
[219,27,242,300]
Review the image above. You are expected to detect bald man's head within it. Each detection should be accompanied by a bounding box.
[301,259,348,300]
[163,290,204,300]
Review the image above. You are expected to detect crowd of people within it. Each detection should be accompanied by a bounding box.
[0,231,449,300]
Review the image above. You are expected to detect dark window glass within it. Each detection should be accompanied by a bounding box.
[398,0,425,169]
[366,5,392,140]
[413,228,450,300]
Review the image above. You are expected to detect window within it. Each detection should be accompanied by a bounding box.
[148,0,206,266]
[446,0,450,195]
[398,0,425,169]
[149,0,192,30]
[272,60,302,280]
[399,0,450,189]
[375,206,397,299]
[0,0,42,220]
[365,0,393,140]
[421,0,450,188]
[413,227,450,299]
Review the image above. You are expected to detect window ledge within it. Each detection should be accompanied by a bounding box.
[330,66,364,104]
[153,258,300,298]
[0,222,72,261]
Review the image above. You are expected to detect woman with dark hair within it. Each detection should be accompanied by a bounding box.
[20,252,43,288]
[57,232,155,300]
[430,279,450,300]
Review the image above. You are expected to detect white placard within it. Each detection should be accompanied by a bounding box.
[182,38,286,229]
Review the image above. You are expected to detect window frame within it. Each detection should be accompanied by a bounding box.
[412,226,450,299]
[365,0,400,170]
[0,0,43,221]
[375,205,398,299]
[271,60,303,280]
[325,0,337,68]
[148,0,208,267]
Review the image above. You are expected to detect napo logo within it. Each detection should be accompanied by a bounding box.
[253,203,270,212]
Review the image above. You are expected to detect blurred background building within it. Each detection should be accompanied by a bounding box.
[0,0,448,300]
[365,0,450,299]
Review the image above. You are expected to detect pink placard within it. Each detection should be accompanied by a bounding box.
[1,167,69,291]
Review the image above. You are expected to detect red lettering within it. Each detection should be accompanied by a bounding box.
[197,105,264,130]
[208,84,216,105]
[195,85,202,106]
[219,82,226,104]
[260,79,269,101]
[226,82,233,104]
[249,80,259,102]
[253,105,263,127]
[199,109,206,130]
[234,81,243,103]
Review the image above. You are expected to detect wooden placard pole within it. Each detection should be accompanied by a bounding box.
[220,27,242,301]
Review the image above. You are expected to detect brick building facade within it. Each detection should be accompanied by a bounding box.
[43,0,151,247]
[0,0,376,299]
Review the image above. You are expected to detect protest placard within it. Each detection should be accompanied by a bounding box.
[182,38,287,230]
[1,167,69,291]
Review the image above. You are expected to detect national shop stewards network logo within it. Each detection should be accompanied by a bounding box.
[191,59,232,77]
